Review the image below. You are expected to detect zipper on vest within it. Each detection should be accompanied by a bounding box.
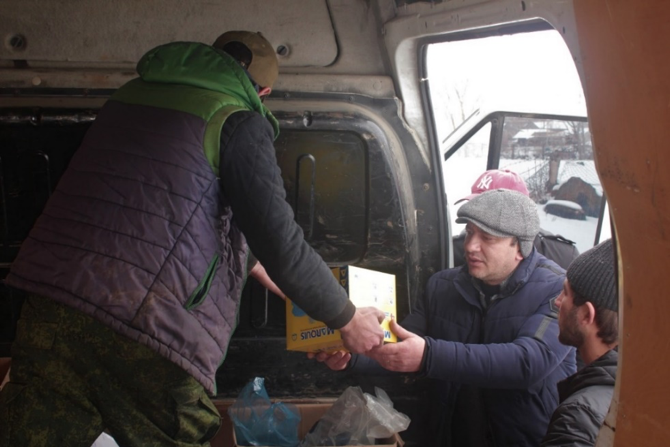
[185,254,220,310]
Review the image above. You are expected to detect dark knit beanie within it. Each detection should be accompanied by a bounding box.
[566,239,618,312]
[455,189,540,257]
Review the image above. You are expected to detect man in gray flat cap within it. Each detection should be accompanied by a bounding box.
[451,169,579,270]
[312,189,577,447]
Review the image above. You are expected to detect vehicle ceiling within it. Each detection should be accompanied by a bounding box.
[1,0,581,168]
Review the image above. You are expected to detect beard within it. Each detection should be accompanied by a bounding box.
[558,306,585,347]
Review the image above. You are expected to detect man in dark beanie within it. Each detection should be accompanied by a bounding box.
[313,189,576,446]
[541,238,619,446]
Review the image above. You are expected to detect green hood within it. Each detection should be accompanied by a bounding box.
[136,42,279,138]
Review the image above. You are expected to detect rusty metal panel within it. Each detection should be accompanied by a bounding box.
[0,0,337,68]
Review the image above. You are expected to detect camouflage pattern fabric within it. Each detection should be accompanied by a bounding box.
[0,294,221,447]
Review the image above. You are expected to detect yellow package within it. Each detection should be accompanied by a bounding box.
[286,265,396,352]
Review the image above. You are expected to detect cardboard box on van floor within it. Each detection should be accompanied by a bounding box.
[231,403,404,447]
[211,399,405,447]
[285,266,397,352]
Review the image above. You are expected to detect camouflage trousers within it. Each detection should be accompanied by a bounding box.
[0,294,221,447]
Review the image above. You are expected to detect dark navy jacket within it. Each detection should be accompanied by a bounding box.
[350,249,576,446]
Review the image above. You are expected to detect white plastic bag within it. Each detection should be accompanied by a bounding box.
[301,386,410,446]
[91,433,119,447]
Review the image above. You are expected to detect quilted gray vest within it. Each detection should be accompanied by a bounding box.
[5,70,266,393]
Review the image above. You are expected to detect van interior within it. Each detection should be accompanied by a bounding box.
[1,1,669,445]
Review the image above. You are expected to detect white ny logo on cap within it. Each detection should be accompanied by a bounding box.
[477,174,493,190]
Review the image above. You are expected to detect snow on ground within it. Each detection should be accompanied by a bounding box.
[545,199,583,210]
[557,160,602,195]
[537,204,604,251]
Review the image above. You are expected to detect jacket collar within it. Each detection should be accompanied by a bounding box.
[557,348,618,401]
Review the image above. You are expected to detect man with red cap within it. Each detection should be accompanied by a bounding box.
[452,169,579,270]
[312,189,576,447]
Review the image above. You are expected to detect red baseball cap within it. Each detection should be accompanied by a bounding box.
[455,169,529,204]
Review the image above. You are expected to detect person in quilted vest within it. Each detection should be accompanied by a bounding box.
[0,31,385,447]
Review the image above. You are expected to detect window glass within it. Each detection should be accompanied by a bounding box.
[499,117,607,251]
[428,29,587,142]
[274,130,368,263]
[427,28,609,252]
[442,122,491,237]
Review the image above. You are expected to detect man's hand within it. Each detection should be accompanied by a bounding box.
[307,350,351,371]
[339,306,385,354]
[367,319,426,372]
[248,261,286,300]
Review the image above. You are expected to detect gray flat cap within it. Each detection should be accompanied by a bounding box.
[456,189,540,257]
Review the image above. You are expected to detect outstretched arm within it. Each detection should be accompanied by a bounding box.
[248,261,285,299]
[220,112,384,353]
[423,303,574,388]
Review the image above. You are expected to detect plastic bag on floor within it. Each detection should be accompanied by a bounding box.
[228,377,301,447]
[300,386,410,446]
[90,433,119,447]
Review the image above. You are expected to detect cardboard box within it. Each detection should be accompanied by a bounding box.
[211,398,404,447]
[286,266,396,352]
[230,402,404,447]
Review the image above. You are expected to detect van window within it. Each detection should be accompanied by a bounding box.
[274,129,367,264]
[426,28,610,253]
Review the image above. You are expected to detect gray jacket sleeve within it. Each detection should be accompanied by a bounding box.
[540,402,604,447]
[219,111,355,329]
